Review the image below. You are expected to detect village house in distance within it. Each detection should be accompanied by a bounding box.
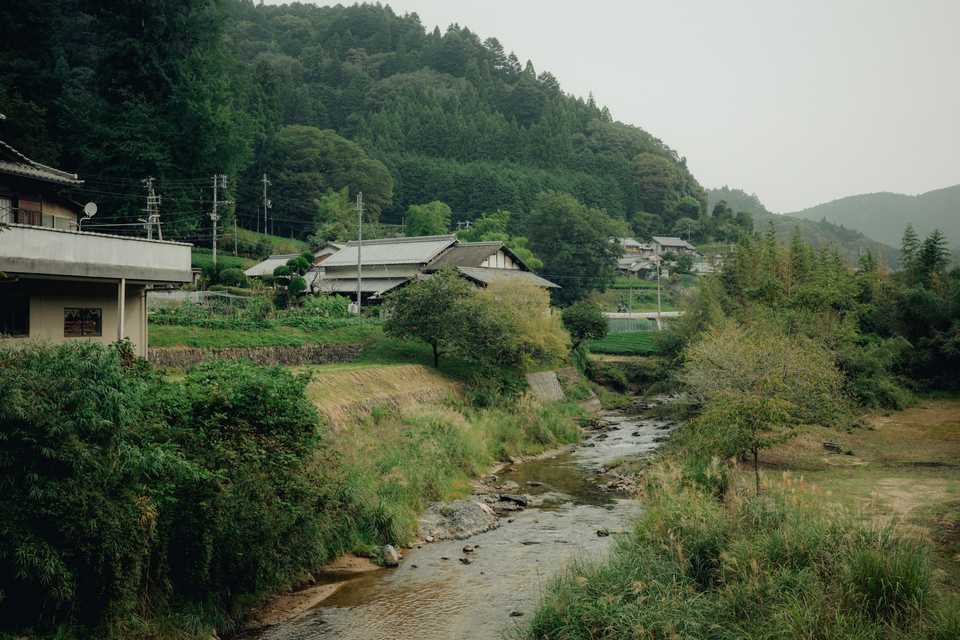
[0,136,191,357]
[245,234,559,304]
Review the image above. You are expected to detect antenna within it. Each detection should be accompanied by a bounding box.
[78,202,97,231]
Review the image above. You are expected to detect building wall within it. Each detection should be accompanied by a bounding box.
[480,250,518,270]
[0,278,148,356]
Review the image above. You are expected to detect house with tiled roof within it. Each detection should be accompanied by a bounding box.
[0,135,191,357]
[308,236,559,304]
[422,240,559,289]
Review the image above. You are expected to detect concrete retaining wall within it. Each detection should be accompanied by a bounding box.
[148,343,362,368]
[525,371,565,402]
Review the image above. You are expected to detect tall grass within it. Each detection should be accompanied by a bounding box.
[523,468,953,640]
[333,400,583,545]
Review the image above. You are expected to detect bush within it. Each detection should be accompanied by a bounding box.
[0,343,189,628]
[302,294,350,318]
[161,361,330,607]
[562,300,607,347]
[0,345,340,635]
[217,267,248,287]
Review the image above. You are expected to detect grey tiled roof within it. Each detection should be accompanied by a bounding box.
[324,235,456,267]
[457,266,560,288]
[0,140,83,186]
[425,241,503,269]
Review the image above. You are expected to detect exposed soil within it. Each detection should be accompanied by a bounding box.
[760,397,960,585]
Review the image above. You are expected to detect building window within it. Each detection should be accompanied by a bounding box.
[64,308,102,337]
[0,294,29,337]
[0,197,11,224]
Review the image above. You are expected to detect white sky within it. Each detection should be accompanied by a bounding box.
[266,0,960,212]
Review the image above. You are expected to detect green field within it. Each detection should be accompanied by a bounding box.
[588,330,659,355]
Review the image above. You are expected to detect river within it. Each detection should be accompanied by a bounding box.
[253,409,672,640]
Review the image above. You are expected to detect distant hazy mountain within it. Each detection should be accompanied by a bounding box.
[707,187,900,267]
[787,185,960,249]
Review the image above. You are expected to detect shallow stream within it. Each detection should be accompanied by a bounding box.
[254,411,672,640]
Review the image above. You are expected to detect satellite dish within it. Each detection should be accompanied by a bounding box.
[83,202,98,217]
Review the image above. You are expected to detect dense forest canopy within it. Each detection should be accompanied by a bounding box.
[0,0,706,244]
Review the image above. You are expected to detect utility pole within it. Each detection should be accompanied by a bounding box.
[211,174,228,266]
[656,260,663,331]
[355,191,363,313]
[234,216,238,256]
[261,173,271,237]
[142,177,162,240]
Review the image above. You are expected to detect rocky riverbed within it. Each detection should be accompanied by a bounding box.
[249,406,676,640]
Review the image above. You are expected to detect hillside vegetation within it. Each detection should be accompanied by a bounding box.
[1,0,705,242]
[789,184,960,250]
[707,187,900,266]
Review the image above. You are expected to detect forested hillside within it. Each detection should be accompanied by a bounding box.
[708,187,900,266]
[0,0,705,243]
[788,184,960,250]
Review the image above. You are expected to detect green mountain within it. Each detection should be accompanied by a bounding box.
[787,185,960,250]
[0,1,705,240]
[707,187,900,266]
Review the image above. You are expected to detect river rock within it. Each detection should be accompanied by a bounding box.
[596,528,611,537]
[382,545,400,567]
[462,544,475,553]
[526,480,545,487]
[498,494,530,507]
[498,480,521,492]
[417,499,500,541]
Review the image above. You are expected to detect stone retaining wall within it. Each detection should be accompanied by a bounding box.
[148,343,362,368]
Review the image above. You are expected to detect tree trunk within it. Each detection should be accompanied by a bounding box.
[432,342,439,368]
[753,447,760,495]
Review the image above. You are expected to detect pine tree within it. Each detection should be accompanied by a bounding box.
[900,224,919,280]
[917,229,950,288]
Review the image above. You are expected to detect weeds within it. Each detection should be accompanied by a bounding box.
[523,468,950,640]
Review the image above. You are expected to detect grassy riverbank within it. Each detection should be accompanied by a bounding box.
[521,398,960,639]
[0,341,585,640]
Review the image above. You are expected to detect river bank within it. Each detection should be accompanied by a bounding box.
[243,405,675,639]
[519,397,960,640]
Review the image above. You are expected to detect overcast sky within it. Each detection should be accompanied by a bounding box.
[269,0,959,212]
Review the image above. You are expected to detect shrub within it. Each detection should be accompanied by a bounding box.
[562,300,607,347]
[161,361,329,606]
[0,343,191,628]
[217,267,248,287]
[302,294,350,318]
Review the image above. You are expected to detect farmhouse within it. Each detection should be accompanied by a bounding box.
[618,237,656,257]
[422,240,559,289]
[318,235,458,302]
[0,138,191,357]
[651,235,698,256]
[313,236,559,303]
